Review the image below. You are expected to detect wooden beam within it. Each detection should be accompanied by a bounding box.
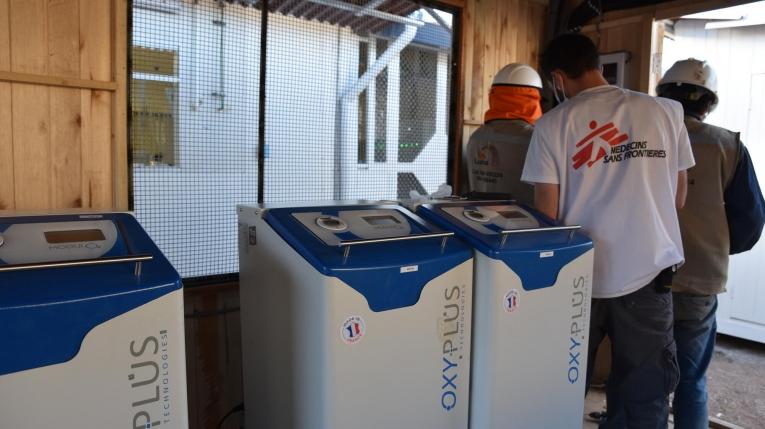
[113,0,128,210]
[638,14,653,93]
[578,15,644,33]
[0,70,117,91]
[434,0,466,8]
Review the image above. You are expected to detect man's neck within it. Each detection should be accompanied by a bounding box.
[568,70,609,97]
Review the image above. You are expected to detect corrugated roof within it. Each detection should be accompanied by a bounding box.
[223,0,420,34]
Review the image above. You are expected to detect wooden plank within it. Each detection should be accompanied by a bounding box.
[0,70,117,91]
[639,15,653,93]
[48,0,82,209]
[79,0,112,82]
[0,82,12,210]
[531,2,547,68]
[461,0,475,121]
[12,84,51,210]
[468,0,486,123]
[0,0,12,209]
[113,0,129,210]
[48,0,80,78]
[49,87,83,208]
[579,15,645,34]
[498,0,517,70]
[81,89,113,209]
[9,0,47,74]
[481,0,499,117]
[79,0,113,209]
[516,0,530,65]
[0,0,9,72]
[10,0,50,210]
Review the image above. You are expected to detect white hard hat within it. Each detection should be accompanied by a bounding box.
[657,58,718,106]
[492,63,543,89]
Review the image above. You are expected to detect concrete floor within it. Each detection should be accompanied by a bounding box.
[582,334,765,429]
[706,334,765,428]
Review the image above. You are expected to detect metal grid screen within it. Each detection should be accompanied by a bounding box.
[130,0,455,279]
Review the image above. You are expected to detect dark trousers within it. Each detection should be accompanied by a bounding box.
[586,280,680,429]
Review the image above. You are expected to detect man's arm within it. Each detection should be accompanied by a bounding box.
[534,183,560,220]
[676,170,688,209]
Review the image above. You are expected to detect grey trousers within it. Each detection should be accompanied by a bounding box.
[586,280,680,429]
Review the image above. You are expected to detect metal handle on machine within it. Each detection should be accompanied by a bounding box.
[499,225,581,248]
[338,231,455,261]
[0,254,154,273]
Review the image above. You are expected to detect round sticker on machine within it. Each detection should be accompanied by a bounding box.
[503,289,520,313]
[340,315,366,345]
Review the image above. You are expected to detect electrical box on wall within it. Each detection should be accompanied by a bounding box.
[600,51,630,88]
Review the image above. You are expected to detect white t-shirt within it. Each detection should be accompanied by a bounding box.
[521,85,695,298]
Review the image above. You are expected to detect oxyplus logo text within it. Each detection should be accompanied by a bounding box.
[440,285,465,412]
[568,276,587,384]
[129,330,173,429]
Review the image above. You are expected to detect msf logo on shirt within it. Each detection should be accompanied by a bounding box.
[572,121,629,169]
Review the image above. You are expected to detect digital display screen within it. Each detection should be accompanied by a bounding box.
[44,229,106,244]
[497,210,528,220]
[363,215,401,226]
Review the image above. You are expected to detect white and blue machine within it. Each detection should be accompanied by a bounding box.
[417,201,594,429]
[0,213,188,429]
[238,202,473,429]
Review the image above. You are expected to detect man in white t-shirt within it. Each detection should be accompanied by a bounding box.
[522,34,694,428]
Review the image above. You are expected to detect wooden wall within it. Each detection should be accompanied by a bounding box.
[456,0,548,189]
[579,14,655,92]
[0,0,127,212]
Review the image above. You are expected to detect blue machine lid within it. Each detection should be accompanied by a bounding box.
[417,201,593,291]
[264,204,472,312]
[0,213,181,375]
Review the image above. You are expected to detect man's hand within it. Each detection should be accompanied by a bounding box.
[534,183,560,221]
[677,170,688,209]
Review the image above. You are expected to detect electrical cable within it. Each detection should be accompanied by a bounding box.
[217,402,245,429]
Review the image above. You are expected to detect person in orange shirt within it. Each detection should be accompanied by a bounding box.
[463,63,543,204]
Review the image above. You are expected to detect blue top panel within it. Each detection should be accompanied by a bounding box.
[417,201,593,291]
[0,213,181,376]
[264,204,472,312]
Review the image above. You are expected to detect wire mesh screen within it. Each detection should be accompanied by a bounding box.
[263,1,453,202]
[130,0,455,279]
[131,0,261,278]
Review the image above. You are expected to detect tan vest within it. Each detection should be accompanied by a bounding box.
[673,116,741,295]
[464,119,535,206]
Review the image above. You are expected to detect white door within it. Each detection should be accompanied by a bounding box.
[718,72,765,343]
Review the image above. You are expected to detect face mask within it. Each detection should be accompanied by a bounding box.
[551,73,567,104]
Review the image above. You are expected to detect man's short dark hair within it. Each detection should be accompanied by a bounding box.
[657,83,717,118]
[540,33,600,79]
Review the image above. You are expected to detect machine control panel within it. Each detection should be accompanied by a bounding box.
[0,218,119,265]
[443,204,540,234]
[293,209,413,246]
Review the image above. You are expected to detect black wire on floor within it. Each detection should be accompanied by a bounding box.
[217,402,244,429]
